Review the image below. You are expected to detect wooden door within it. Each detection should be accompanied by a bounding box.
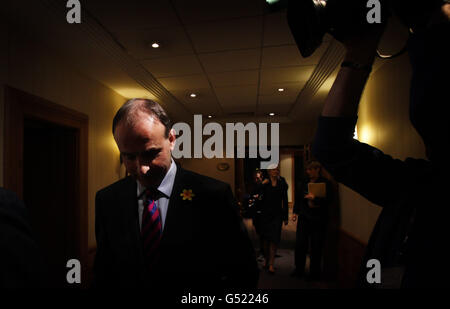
[4,86,88,287]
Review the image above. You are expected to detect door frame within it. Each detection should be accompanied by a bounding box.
[3,86,89,286]
[280,146,304,207]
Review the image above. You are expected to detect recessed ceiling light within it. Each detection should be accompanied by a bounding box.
[207,115,212,119]
[189,93,197,98]
[278,88,284,92]
[269,112,275,116]
[151,42,160,48]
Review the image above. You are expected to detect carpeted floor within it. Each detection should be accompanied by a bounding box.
[243,218,335,289]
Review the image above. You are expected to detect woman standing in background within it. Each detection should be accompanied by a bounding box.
[260,166,289,274]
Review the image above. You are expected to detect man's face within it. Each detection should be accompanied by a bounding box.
[306,167,320,179]
[268,167,280,178]
[114,112,176,188]
[254,172,263,184]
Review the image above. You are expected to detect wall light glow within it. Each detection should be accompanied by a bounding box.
[358,125,373,144]
[114,88,157,101]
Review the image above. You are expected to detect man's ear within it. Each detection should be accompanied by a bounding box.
[168,128,176,150]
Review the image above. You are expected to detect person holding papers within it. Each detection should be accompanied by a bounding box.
[292,160,332,281]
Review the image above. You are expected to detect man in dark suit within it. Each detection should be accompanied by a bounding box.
[93,98,259,288]
[292,161,331,281]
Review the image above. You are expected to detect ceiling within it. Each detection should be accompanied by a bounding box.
[4,0,408,125]
[83,0,333,123]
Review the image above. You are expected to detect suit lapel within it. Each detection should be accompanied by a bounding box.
[118,177,144,266]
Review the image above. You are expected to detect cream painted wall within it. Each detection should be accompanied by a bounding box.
[339,53,426,243]
[0,28,126,249]
[279,123,316,146]
[176,158,235,193]
[280,154,293,203]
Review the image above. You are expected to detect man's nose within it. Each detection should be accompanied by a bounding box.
[138,158,150,175]
[139,164,150,175]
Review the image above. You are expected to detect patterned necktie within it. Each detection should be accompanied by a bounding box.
[141,188,162,271]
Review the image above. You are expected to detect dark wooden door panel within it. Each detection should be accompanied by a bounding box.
[4,86,88,287]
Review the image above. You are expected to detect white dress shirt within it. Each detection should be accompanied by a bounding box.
[137,159,177,232]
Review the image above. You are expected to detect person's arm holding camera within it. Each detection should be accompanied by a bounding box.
[311,23,417,207]
[321,25,382,118]
[321,2,449,119]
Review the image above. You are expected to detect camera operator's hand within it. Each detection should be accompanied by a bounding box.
[443,3,450,21]
[429,3,450,26]
[304,193,316,200]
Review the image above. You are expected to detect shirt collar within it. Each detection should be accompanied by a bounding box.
[137,159,177,199]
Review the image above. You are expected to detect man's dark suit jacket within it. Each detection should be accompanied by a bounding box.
[93,165,259,288]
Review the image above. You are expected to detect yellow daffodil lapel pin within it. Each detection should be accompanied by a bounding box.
[180,189,195,201]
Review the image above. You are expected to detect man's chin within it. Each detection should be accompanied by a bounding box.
[136,175,163,189]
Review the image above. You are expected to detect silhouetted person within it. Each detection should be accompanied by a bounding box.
[259,166,289,274]
[292,161,331,281]
[246,170,265,260]
[311,3,450,287]
[0,187,45,287]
